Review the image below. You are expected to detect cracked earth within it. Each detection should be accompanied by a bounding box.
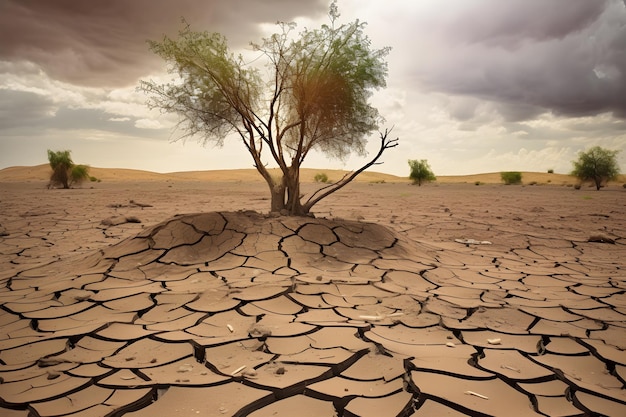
[0,180,625,416]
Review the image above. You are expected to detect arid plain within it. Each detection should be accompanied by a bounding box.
[0,165,625,416]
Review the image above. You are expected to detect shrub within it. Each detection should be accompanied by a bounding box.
[574,184,582,190]
[47,150,90,189]
[474,181,482,186]
[547,169,554,174]
[500,171,522,185]
[314,172,329,183]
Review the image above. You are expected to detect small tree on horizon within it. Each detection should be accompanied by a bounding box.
[47,150,90,189]
[408,159,436,186]
[571,146,620,190]
[140,1,397,216]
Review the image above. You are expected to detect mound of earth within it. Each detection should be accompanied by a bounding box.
[1,211,625,417]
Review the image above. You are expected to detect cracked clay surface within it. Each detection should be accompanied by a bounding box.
[0,180,625,416]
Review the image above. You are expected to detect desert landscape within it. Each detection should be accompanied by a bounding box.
[0,165,625,416]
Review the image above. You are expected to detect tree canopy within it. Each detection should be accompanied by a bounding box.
[571,146,620,190]
[140,2,396,215]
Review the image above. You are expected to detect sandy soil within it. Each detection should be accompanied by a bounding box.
[0,169,625,416]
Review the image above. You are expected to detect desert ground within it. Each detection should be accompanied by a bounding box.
[0,165,625,416]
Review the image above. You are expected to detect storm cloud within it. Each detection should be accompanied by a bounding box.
[0,0,328,86]
[403,0,626,120]
[0,0,624,175]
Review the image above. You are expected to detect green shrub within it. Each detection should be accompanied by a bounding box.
[500,171,522,185]
[314,172,329,183]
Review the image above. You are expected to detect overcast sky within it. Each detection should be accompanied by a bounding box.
[1,0,625,176]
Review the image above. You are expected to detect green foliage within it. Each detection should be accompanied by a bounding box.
[48,149,73,189]
[70,165,90,186]
[314,172,329,183]
[500,171,522,185]
[571,146,620,190]
[408,159,436,186]
[47,150,90,189]
[140,1,395,215]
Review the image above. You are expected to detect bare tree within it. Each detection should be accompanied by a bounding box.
[140,2,397,215]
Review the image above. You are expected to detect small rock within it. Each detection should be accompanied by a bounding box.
[38,357,69,367]
[248,324,272,338]
[47,370,61,380]
[588,234,615,244]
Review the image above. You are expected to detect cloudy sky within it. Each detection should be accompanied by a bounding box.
[1,0,625,176]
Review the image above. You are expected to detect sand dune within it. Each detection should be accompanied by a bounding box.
[2,163,612,186]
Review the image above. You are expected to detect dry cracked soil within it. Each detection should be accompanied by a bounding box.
[0,180,625,416]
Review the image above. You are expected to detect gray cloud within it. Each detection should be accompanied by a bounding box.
[410,0,626,121]
[449,0,607,48]
[0,89,56,130]
[0,0,328,87]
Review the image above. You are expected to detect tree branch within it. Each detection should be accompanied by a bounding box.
[303,128,398,211]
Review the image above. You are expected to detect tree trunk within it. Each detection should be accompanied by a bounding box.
[285,166,308,216]
[265,167,310,216]
[269,177,287,213]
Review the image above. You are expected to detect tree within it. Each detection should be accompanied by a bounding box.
[140,2,397,215]
[571,146,620,190]
[47,150,90,189]
[408,159,436,186]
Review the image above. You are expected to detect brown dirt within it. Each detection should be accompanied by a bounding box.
[0,169,625,416]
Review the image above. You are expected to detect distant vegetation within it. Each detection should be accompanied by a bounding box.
[47,150,91,189]
[571,146,620,190]
[314,173,330,183]
[500,171,522,185]
[408,159,436,186]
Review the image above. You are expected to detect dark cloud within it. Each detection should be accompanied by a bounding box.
[0,88,168,140]
[0,0,328,87]
[449,0,607,48]
[414,0,626,121]
[0,89,56,130]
